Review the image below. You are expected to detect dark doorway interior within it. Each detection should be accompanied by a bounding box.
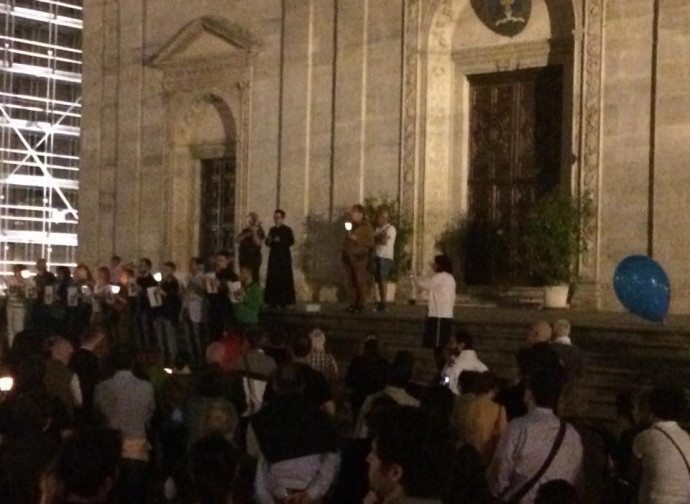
[199,157,236,262]
[466,66,563,285]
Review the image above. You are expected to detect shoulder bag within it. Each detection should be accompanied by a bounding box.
[652,425,690,477]
[501,419,568,504]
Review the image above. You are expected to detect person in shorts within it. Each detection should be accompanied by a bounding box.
[374,205,396,312]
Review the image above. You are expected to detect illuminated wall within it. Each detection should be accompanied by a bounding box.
[0,0,81,273]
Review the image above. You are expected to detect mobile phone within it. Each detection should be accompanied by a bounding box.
[345,222,353,231]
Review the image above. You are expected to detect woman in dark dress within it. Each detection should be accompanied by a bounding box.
[236,212,265,283]
[264,209,296,308]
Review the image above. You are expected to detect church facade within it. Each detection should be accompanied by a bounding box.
[78,0,690,313]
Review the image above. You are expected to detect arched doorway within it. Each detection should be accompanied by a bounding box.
[418,0,579,285]
[149,16,256,267]
[169,94,238,263]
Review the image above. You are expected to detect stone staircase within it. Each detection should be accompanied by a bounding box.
[262,305,690,424]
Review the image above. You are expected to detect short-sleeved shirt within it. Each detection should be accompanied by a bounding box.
[488,408,583,504]
[633,421,690,504]
[375,224,397,260]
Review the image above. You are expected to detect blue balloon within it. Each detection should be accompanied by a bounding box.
[614,255,670,323]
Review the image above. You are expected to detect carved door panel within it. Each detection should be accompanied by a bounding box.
[200,158,236,261]
[466,66,563,285]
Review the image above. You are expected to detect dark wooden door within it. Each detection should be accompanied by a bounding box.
[200,158,236,261]
[466,66,563,285]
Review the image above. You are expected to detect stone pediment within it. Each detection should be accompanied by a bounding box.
[149,16,260,67]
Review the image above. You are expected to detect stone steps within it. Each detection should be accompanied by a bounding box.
[262,306,690,424]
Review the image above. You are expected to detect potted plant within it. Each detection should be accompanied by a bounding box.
[436,217,511,288]
[364,196,413,302]
[522,191,593,308]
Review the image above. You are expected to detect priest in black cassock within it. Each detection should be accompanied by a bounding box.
[264,209,296,308]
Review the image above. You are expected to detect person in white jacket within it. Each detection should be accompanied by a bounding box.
[441,330,488,395]
[411,254,457,372]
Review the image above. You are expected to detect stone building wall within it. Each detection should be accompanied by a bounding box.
[78,0,690,313]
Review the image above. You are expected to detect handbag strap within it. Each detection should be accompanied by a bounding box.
[504,420,568,504]
[652,426,690,477]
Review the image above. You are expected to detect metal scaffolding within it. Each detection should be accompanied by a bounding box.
[0,0,81,274]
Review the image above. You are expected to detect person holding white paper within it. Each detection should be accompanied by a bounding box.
[71,263,95,341]
[50,265,73,338]
[154,261,182,363]
[29,257,57,336]
[183,257,207,365]
[229,280,243,304]
[136,258,158,348]
[6,264,29,348]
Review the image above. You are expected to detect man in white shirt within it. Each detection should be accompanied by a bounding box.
[95,344,155,504]
[249,365,340,504]
[488,369,583,504]
[441,330,488,395]
[374,206,397,313]
[633,385,690,504]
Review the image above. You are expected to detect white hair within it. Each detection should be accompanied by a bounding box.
[553,319,571,340]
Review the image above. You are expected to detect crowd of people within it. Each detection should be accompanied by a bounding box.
[0,209,301,366]
[0,205,688,504]
[0,291,688,504]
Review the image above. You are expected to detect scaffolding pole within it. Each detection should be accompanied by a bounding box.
[0,0,82,274]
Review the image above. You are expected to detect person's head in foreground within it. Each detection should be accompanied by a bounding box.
[525,368,564,412]
[534,479,580,504]
[433,254,453,274]
[291,332,313,362]
[527,320,553,346]
[308,327,327,353]
[184,435,239,504]
[648,384,688,422]
[446,330,473,358]
[386,351,414,388]
[50,428,122,504]
[350,204,365,224]
[202,400,239,441]
[367,406,453,503]
[552,319,571,341]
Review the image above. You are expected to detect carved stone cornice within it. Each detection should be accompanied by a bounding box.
[453,38,573,72]
[154,17,257,262]
[160,55,252,92]
[149,16,261,67]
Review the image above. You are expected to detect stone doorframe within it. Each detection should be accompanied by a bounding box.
[400,0,605,307]
[148,17,259,263]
